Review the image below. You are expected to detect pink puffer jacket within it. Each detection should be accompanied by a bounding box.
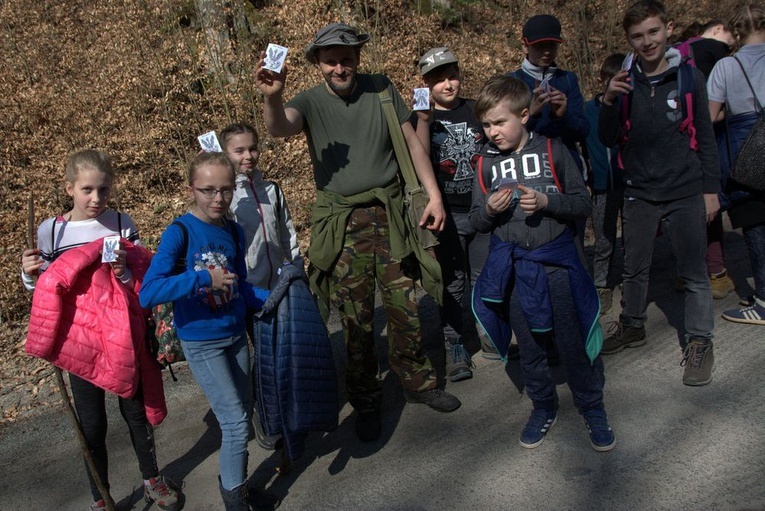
[26,239,167,425]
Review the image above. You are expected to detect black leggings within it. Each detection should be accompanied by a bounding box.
[69,373,158,501]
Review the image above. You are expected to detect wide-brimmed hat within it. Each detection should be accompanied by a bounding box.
[304,23,371,64]
[522,14,564,45]
[418,47,459,76]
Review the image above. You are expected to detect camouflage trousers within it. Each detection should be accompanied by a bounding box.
[330,205,436,412]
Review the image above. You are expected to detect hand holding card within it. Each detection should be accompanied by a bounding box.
[263,43,288,74]
[198,131,223,152]
[102,235,120,263]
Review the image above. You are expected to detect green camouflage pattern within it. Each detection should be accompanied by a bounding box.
[330,206,436,411]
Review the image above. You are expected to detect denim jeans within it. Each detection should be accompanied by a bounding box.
[591,187,624,289]
[511,267,605,412]
[182,331,251,490]
[69,373,158,501]
[435,211,489,339]
[621,194,714,340]
[743,222,765,301]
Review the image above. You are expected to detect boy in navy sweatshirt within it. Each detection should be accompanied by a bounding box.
[598,0,720,386]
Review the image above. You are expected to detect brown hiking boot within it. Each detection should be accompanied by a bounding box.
[681,338,715,386]
[710,270,735,299]
[601,322,646,355]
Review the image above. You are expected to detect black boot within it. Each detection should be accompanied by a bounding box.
[219,476,281,511]
[219,478,250,511]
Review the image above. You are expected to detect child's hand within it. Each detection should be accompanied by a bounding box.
[517,184,548,214]
[209,268,238,291]
[109,249,128,278]
[21,248,44,277]
[547,87,568,118]
[255,51,287,98]
[603,70,632,106]
[530,87,551,117]
[704,193,720,224]
[486,189,513,215]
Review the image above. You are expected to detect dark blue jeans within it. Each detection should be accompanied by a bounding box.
[743,222,765,301]
[591,187,624,289]
[436,211,489,340]
[511,267,605,412]
[621,194,714,340]
[69,373,158,501]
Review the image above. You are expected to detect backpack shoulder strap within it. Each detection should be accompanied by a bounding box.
[170,220,188,274]
[477,155,489,195]
[677,62,698,151]
[547,138,564,193]
[225,218,240,259]
[733,56,764,112]
[117,211,122,235]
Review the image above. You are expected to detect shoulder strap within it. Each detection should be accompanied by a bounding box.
[547,138,563,193]
[117,211,122,235]
[477,155,489,195]
[225,218,240,259]
[50,217,56,255]
[677,62,698,151]
[170,221,188,274]
[372,74,419,190]
[733,56,764,113]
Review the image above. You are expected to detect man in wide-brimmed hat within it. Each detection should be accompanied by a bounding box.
[255,23,461,443]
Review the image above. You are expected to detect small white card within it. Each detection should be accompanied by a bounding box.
[198,131,222,152]
[102,235,120,263]
[263,43,288,73]
[413,87,430,111]
[621,52,635,71]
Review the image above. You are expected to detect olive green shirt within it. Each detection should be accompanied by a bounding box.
[286,73,410,196]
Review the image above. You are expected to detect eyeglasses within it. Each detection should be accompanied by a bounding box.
[192,187,234,200]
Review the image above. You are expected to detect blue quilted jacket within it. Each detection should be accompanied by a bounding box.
[253,276,338,461]
[472,230,603,364]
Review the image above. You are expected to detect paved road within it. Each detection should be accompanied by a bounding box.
[1,225,764,510]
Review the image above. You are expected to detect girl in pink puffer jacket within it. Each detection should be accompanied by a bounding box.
[21,149,183,511]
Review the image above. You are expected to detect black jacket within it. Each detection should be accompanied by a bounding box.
[598,50,720,202]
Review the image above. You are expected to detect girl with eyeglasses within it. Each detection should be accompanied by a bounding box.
[139,152,278,510]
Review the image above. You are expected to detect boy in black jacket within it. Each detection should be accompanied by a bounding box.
[598,0,720,386]
[470,75,614,452]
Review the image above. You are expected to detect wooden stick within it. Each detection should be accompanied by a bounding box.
[28,194,115,510]
[53,369,116,510]
[27,194,35,248]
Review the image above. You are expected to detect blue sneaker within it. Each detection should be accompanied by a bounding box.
[721,300,765,326]
[582,409,616,452]
[519,408,557,448]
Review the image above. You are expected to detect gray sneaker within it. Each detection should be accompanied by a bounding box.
[445,338,474,382]
[477,326,501,360]
[598,287,613,316]
[681,338,714,386]
[404,388,461,412]
[601,322,646,355]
